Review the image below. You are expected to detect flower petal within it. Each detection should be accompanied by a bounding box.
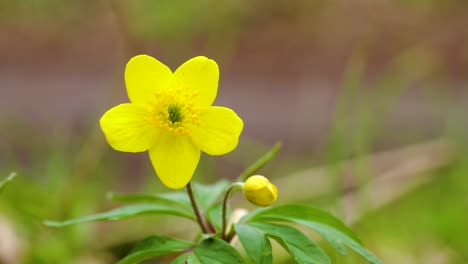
[191,106,243,155]
[149,133,201,189]
[125,54,173,103]
[174,56,219,106]
[100,103,159,152]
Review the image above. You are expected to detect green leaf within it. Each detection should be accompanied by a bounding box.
[193,180,230,209]
[118,236,194,264]
[187,253,202,264]
[234,224,272,264]
[0,172,16,194]
[171,253,190,264]
[187,238,246,264]
[206,202,230,232]
[108,180,229,212]
[245,204,382,264]
[107,192,192,210]
[249,223,330,264]
[44,204,195,227]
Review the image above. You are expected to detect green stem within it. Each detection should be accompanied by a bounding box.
[221,183,243,240]
[237,142,282,181]
[186,182,208,233]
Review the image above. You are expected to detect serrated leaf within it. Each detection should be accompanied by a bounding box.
[188,238,246,264]
[118,236,194,264]
[234,224,272,264]
[193,180,230,209]
[245,204,382,264]
[44,204,195,227]
[0,172,16,194]
[206,202,230,232]
[249,222,330,264]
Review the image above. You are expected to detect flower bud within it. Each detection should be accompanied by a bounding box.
[242,175,278,207]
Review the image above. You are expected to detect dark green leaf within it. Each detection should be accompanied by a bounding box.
[234,224,272,264]
[118,236,193,264]
[206,202,230,232]
[189,238,245,264]
[193,181,230,209]
[250,223,330,264]
[245,204,382,264]
[44,204,195,227]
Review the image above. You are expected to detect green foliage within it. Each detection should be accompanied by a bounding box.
[234,224,273,264]
[244,204,383,264]
[41,146,382,263]
[249,223,330,264]
[46,183,381,263]
[192,181,230,209]
[109,180,229,211]
[118,236,194,264]
[186,238,246,264]
[44,204,195,227]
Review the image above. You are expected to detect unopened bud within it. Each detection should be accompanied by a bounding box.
[242,175,278,207]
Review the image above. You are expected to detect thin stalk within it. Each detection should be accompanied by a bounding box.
[186,182,208,233]
[221,183,243,240]
[237,142,282,181]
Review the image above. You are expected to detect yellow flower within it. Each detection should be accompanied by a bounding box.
[243,175,278,207]
[100,55,243,189]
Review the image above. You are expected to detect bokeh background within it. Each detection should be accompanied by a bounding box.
[1,0,468,263]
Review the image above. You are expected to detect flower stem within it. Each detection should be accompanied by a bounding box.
[221,183,243,240]
[186,182,208,233]
[237,142,282,181]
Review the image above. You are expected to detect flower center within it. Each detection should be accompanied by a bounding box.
[147,88,200,135]
[167,104,183,123]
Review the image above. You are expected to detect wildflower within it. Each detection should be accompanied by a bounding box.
[100,55,243,189]
[243,175,278,206]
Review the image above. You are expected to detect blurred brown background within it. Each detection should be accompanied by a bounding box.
[2,0,467,150]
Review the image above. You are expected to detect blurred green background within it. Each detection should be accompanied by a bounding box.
[1,0,467,263]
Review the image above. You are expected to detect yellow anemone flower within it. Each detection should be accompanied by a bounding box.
[100,55,243,189]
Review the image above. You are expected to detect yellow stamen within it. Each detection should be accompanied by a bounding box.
[146,88,200,135]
